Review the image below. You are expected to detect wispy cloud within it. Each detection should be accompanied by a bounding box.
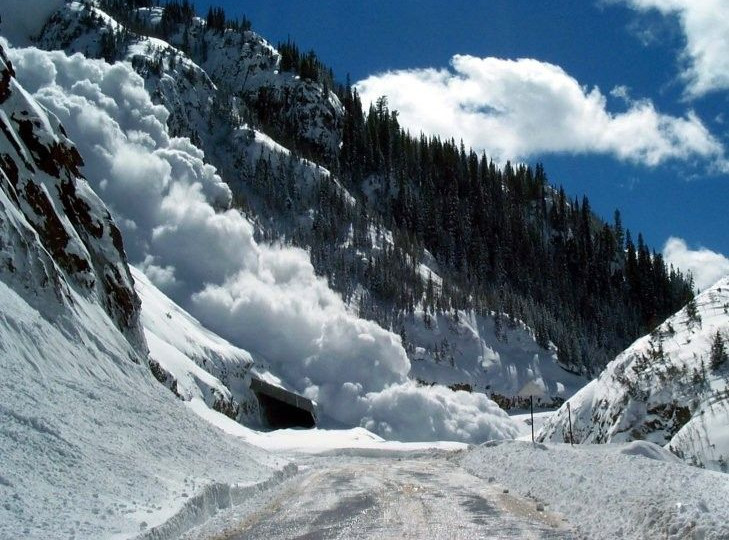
[663,237,729,290]
[612,0,729,98]
[356,55,724,167]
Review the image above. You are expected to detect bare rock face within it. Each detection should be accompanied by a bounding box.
[0,43,145,351]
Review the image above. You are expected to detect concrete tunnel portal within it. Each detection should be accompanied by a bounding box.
[250,377,317,429]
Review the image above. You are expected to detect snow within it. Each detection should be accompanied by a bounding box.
[0,44,289,538]
[538,277,729,471]
[132,266,263,423]
[463,440,729,539]
[186,398,466,454]
[510,410,556,441]
[406,309,587,408]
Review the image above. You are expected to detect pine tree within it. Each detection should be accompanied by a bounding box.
[710,331,727,370]
[686,297,701,326]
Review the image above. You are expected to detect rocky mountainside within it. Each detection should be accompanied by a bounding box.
[0,41,143,348]
[538,277,729,471]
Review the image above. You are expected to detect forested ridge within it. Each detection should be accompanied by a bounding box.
[92,0,695,374]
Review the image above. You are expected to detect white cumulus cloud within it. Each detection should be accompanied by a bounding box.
[355,55,724,167]
[663,237,729,291]
[614,0,729,97]
[6,42,517,442]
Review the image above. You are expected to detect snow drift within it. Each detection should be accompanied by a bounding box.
[6,38,517,442]
[464,440,729,539]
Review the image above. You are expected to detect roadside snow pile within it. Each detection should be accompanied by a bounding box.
[6,40,517,443]
[0,42,285,539]
[463,440,729,540]
[0,281,289,540]
[538,277,729,471]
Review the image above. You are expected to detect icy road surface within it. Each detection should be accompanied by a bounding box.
[194,451,574,539]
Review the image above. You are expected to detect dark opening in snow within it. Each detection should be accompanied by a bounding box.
[256,392,316,429]
[250,377,316,429]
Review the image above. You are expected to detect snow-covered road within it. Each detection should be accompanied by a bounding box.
[191,452,574,539]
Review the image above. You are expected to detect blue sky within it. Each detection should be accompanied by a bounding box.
[200,0,729,288]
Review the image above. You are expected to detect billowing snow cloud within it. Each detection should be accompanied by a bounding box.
[614,0,729,97]
[6,42,516,442]
[663,237,729,291]
[355,55,724,167]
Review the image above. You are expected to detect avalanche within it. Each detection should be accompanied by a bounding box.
[3,32,517,442]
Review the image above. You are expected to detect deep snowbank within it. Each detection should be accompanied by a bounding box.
[0,280,288,539]
[463,440,729,539]
[6,39,517,442]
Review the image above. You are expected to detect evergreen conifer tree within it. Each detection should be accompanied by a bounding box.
[710,331,727,370]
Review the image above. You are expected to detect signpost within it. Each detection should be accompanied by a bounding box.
[567,402,574,446]
[517,380,547,445]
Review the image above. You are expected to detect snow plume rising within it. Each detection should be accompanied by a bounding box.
[7,42,517,442]
[663,237,729,291]
[355,55,724,167]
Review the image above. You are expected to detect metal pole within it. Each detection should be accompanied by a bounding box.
[567,402,574,446]
[530,395,534,443]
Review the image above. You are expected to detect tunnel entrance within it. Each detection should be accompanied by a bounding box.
[250,377,316,429]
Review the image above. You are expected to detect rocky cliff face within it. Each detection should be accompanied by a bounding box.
[0,42,144,351]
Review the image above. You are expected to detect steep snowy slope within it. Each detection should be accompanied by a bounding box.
[37,1,342,164]
[405,309,586,408]
[133,265,257,422]
[538,277,729,471]
[0,42,285,539]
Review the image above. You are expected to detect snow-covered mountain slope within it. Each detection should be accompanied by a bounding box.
[405,309,586,408]
[0,41,287,539]
[25,0,588,415]
[538,277,729,471]
[37,1,342,162]
[133,265,257,421]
